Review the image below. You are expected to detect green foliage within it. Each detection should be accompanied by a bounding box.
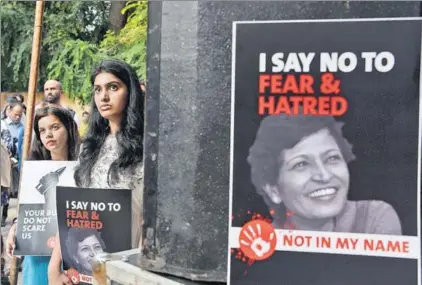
[1,0,147,105]
[100,1,148,80]
[1,1,36,91]
[47,39,101,104]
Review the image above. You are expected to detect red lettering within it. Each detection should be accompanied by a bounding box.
[258,74,315,94]
[258,96,274,115]
[283,75,299,93]
[299,74,314,93]
[331,96,348,116]
[283,235,312,247]
[66,219,103,230]
[271,75,282,93]
[318,96,330,115]
[257,95,348,116]
[364,239,409,253]
[66,210,89,219]
[259,74,271,94]
[289,96,303,114]
[274,96,291,115]
[303,97,317,115]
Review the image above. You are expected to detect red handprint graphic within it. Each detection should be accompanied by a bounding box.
[66,268,80,284]
[239,219,277,261]
[46,236,56,249]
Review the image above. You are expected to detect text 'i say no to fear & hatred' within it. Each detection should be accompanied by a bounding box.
[257,52,394,116]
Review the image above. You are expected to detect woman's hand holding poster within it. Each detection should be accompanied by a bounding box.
[56,186,131,285]
[228,18,422,285]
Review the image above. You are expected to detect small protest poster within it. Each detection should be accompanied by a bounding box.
[228,18,422,285]
[56,186,131,285]
[15,161,77,256]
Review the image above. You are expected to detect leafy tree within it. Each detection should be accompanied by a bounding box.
[100,1,148,81]
[1,0,147,105]
[42,1,110,104]
[47,39,100,104]
[1,1,36,91]
[1,1,109,96]
[108,1,128,33]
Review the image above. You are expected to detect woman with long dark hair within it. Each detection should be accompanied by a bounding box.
[74,59,144,245]
[48,59,144,285]
[5,106,80,285]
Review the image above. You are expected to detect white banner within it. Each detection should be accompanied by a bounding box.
[230,227,420,259]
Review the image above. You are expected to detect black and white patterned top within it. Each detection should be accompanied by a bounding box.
[87,134,144,248]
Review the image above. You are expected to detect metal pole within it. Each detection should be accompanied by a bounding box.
[8,1,44,284]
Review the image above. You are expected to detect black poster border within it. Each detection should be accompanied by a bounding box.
[228,17,422,285]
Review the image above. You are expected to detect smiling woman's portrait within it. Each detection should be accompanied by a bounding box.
[65,228,106,275]
[248,113,402,235]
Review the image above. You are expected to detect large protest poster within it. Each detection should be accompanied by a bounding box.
[14,161,77,256]
[228,18,422,285]
[56,186,131,285]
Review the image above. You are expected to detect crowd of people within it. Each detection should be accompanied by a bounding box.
[0,59,145,285]
[1,81,90,224]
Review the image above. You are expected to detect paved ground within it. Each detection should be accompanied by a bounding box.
[1,198,22,285]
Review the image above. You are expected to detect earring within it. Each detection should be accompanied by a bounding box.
[271,194,282,204]
[263,184,282,204]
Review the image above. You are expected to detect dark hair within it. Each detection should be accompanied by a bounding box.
[13,93,24,103]
[65,228,106,271]
[74,59,144,187]
[2,101,24,120]
[29,106,80,161]
[248,114,355,205]
[8,101,24,111]
[6,95,19,105]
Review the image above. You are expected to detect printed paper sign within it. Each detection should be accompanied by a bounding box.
[15,161,77,256]
[228,17,422,285]
[57,186,131,285]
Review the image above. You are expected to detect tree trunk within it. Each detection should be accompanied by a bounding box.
[108,1,127,33]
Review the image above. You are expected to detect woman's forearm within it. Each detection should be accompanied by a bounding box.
[48,232,62,284]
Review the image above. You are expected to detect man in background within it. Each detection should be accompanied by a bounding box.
[2,95,26,124]
[42,79,80,127]
[1,101,24,200]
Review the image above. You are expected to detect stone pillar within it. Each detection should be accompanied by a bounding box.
[142,1,421,283]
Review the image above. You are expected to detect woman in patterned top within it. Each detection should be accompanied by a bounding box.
[48,59,144,285]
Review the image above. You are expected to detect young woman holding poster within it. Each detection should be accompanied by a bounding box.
[5,106,80,285]
[248,113,402,235]
[48,59,144,285]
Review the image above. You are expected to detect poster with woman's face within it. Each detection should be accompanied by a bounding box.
[56,186,131,285]
[228,18,422,285]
